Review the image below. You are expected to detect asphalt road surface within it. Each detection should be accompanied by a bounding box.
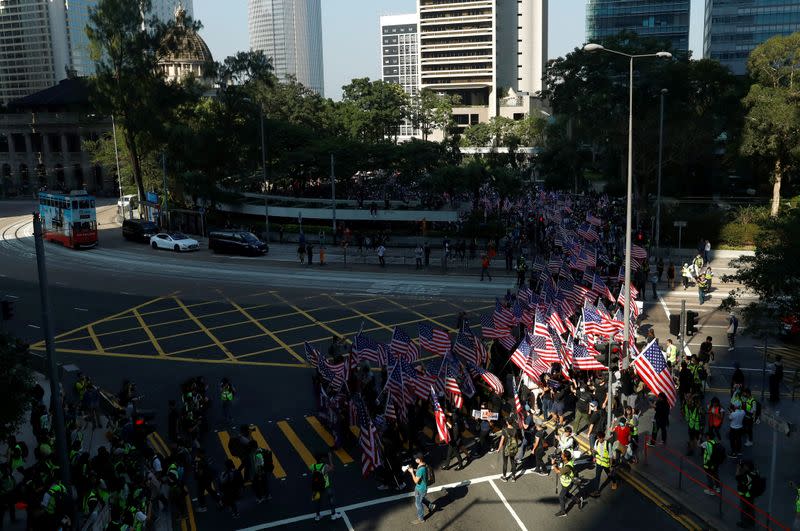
[0,201,773,530]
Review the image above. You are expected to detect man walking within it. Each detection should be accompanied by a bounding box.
[742,388,760,447]
[591,431,616,495]
[415,244,423,270]
[553,460,584,517]
[727,312,739,351]
[498,418,520,482]
[377,244,386,267]
[480,254,492,281]
[407,453,435,525]
[701,433,722,495]
[311,453,339,521]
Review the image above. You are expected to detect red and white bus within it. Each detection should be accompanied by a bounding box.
[38,190,98,248]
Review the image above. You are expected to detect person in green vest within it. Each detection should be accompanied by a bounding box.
[250,441,273,504]
[553,450,584,517]
[683,394,703,456]
[788,480,800,531]
[310,452,339,522]
[742,388,760,448]
[590,431,616,496]
[516,256,527,288]
[700,432,721,495]
[665,339,678,370]
[220,378,236,425]
[41,480,67,528]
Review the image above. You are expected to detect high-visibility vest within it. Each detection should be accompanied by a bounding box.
[795,488,800,513]
[82,489,98,513]
[44,482,65,514]
[744,397,756,417]
[666,345,678,364]
[594,441,611,468]
[221,387,234,402]
[685,406,701,430]
[560,469,574,488]
[703,440,716,468]
[628,416,639,436]
[708,406,723,428]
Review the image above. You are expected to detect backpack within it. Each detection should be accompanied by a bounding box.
[425,465,435,486]
[711,442,726,466]
[228,436,244,459]
[504,429,520,457]
[750,473,766,498]
[310,466,325,493]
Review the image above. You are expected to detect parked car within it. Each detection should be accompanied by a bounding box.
[149,232,199,252]
[122,219,159,243]
[780,315,800,342]
[208,231,268,256]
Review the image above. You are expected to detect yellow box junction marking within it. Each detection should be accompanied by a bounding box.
[132,308,166,357]
[277,421,316,468]
[226,298,307,365]
[305,416,353,464]
[173,297,237,361]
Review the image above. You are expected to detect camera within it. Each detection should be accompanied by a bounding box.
[401,465,410,472]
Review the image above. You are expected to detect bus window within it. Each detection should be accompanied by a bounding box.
[90,200,95,208]
[72,201,78,210]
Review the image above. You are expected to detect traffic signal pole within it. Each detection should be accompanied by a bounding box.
[679,300,686,359]
[33,213,71,489]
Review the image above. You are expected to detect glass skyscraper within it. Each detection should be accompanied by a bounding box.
[704,0,800,75]
[586,0,691,53]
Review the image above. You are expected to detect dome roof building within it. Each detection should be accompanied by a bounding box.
[158,5,214,85]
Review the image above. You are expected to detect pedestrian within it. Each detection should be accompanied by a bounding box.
[310,453,339,521]
[664,339,678,370]
[789,480,800,531]
[735,460,757,528]
[406,453,435,525]
[727,312,739,351]
[319,246,326,266]
[742,388,759,447]
[193,449,220,513]
[704,239,711,265]
[704,267,714,292]
[516,256,527,288]
[505,245,514,272]
[706,396,724,440]
[656,257,664,280]
[649,392,670,446]
[768,355,784,404]
[590,431,616,495]
[498,418,520,482]
[251,442,273,503]
[415,244,423,270]
[441,413,469,471]
[683,394,703,456]
[701,432,722,495]
[319,229,325,247]
[728,403,745,458]
[553,459,583,517]
[220,458,243,519]
[377,244,386,267]
[681,263,692,290]
[278,225,284,243]
[480,254,492,281]
[220,378,235,425]
[697,275,707,304]
[667,261,675,289]
[307,243,314,265]
[649,271,659,299]
[298,243,306,264]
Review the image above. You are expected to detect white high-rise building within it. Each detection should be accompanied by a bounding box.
[416,0,547,132]
[380,14,419,139]
[248,0,324,96]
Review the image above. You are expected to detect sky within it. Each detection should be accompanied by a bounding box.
[195,0,706,101]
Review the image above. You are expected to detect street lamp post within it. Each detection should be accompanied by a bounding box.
[259,105,270,243]
[584,43,671,430]
[656,88,668,256]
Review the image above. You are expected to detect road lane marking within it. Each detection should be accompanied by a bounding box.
[277,421,315,468]
[174,296,237,362]
[250,426,287,479]
[340,511,355,531]
[226,298,307,365]
[271,293,350,343]
[657,294,670,319]
[87,325,104,354]
[28,324,40,329]
[132,308,167,357]
[489,479,528,531]
[305,416,353,464]
[74,307,88,311]
[217,431,242,470]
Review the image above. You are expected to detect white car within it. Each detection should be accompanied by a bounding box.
[149,232,199,252]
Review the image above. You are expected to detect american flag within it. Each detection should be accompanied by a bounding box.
[510,335,534,377]
[453,326,481,366]
[353,332,382,364]
[493,299,516,328]
[547,256,562,274]
[384,351,406,405]
[518,286,533,302]
[548,310,568,335]
[458,361,477,398]
[576,222,598,242]
[586,213,602,226]
[497,334,518,351]
[572,342,607,371]
[582,302,617,337]
[632,339,677,408]
[399,358,427,400]
[533,308,549,337]
[617,285,641,318]
[592,273,614,303]
[354,397,382,477]
[512,377,524,428]
[304,342,320,368]
[390,327,419,362]
[431,388,450,444]
[631,244,647,260]
[530,333,559,364]
[569,252,587,272]
[440,359,463,408]
[467,362,504,395]
[418,322,451,355]
[480,313,509,339]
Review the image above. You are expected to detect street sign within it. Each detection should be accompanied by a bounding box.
[761,410,791,436]
[673,221,687,228]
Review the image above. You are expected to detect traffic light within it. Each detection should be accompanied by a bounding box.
[685,311,699,336]
[636,231,644,243]
[1,300,13,321]
[669,314,681,336]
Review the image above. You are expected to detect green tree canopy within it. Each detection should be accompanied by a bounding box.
[0,334,35,442]
[340,78,410,143]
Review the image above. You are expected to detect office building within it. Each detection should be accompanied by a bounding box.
[417,0,548,134]
[586,0,691,54]
[380,14,419,139]
[704,0,800,75]
[248,0,324,95]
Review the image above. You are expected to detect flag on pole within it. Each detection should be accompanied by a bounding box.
[467,362,504,395]
[512,376,524,428]
[582,302,617,337]
[440,359,463,408]
[480,313,509,339]
[352,332,382,364]
[632,339,677,408]
[390,327,419,361]
[533,308,549,337]
[493,299,516,328]
[592,273,614,303]
[572,342,608,371]
[453,326,480,366]
[304,342,320,368]
[548,310,568,335]
[431,388,450,444]
[418,322,451,355]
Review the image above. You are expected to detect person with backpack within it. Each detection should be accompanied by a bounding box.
[219,458,243,519]
[193,449,221,513]
[407,452,435,525]
[736,460,765,528]
[219,378,236,425]
[251,441,273,504]
[701,432,724,495]
[310,453,339,521]
[498,418,520,482]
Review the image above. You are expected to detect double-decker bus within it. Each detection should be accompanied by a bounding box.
[38,190,98,248]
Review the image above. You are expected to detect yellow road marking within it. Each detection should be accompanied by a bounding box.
[305,416,353,464]
[185,494,197,531]
[325,294,395,334]
[251,426,287,479]
[152,431,171,455]
[227,298,307,365]
[132,308,166,357]
[272,293,350,344]
[217,431,242,469]
[277,421,316,468]
[385,298,466,332]
[148,430,196,531]
[350,426,360,438]
[87,325,104,353]
[174,297,237,362]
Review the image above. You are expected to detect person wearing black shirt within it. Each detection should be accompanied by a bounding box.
[573,383,593,434]
[678,362,693,408]
[442,413,469,470]
[586,402,605,451]
[649,393,670,446]
[698,337,714,364]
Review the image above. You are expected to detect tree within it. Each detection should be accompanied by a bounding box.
[514,115,547,147]
[721,208,800,334]
[340,78,410,143]
[0,334,35,442]
[411,89,460,141]
[740,33,800,218]
[461,122,492,147]
[87,0,192,204]
[83,127,162,195]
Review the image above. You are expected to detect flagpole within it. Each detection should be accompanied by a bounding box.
[607,340,613,436]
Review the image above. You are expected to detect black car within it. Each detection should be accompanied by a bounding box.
[122,219,159,243]
[208,231,268,256]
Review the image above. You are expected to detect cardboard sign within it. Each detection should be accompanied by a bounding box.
[472,409,499,421]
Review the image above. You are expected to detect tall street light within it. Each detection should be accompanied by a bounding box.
[655,88,668,256]
[583,43,671,431]
[259,104,270,243]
